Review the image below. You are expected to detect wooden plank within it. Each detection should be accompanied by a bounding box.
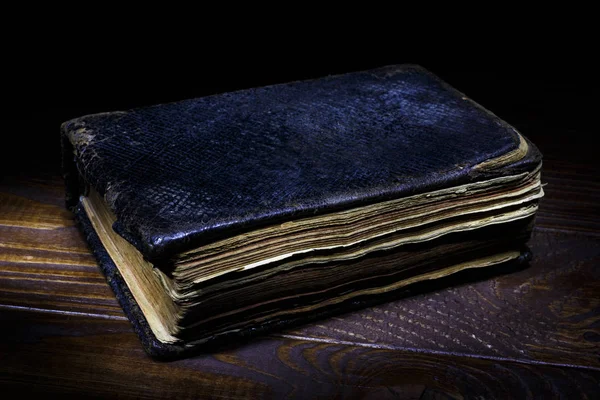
[0,178,123,317]
[1,154,599,399]
[1,165,599,369]
[284,229,600,368]
[0,224,123,317]
[1,310,598,399]
[535,157,600,235]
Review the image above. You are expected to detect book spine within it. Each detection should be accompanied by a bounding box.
[61,120,88,211]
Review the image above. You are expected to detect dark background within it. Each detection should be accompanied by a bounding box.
[3,42,593,177]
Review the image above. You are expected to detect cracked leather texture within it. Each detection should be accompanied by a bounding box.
[62,64,542,261]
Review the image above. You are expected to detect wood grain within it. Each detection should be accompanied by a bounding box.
[284,229,600,368]
[0,176,123,318]
[1,156,599,398]
[535,156,600,235]
[1,310,598,399]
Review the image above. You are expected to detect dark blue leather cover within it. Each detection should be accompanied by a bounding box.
[62,64,541,261]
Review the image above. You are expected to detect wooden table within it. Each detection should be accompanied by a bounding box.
[1,111,599,398]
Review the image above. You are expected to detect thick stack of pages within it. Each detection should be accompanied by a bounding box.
[61,65,543,358]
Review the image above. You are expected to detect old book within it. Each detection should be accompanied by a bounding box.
[61,65,543,359]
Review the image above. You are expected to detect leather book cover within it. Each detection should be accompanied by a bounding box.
[61,64,543,358]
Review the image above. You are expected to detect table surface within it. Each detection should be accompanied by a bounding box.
[1,93,599,398]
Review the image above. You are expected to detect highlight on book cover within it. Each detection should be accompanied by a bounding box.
[61,64,543,359]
